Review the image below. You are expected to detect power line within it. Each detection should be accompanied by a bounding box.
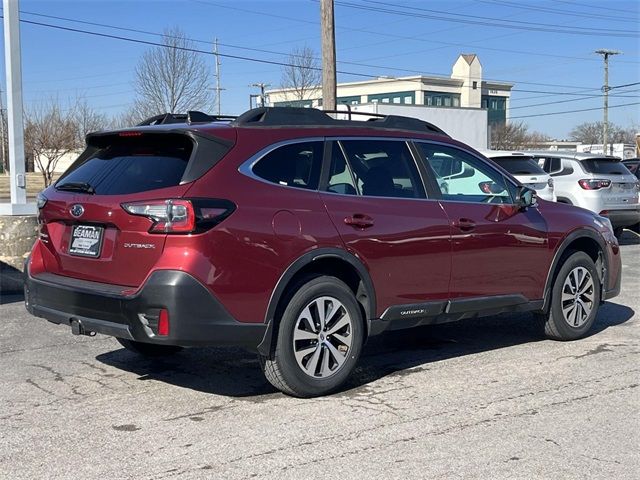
[509,101,640,119]
[8,10,637,107]
[13,11,617,93]
[553,0,634,15]
[478,0,637,23]
[334,0,638,37]
[509,89,640,111]
[191,0,640,65]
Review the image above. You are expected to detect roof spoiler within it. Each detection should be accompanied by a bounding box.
[136,111,238,126]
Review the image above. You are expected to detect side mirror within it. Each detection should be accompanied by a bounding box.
[516,186,538,209]
[442,164,475,181]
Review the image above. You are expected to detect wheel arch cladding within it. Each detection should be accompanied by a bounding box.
[543,229,606,312]
[256,248,376,356]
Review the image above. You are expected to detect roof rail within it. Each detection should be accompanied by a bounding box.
[136,111,238,126]
[232,107,449,136]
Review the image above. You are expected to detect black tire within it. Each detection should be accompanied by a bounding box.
[116,338,183,357]
[535,250,601,341]
[259,276,364,398]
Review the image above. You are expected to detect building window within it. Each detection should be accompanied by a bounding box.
[472,81,477,90]
[367,91,415,105]
[424,91,461,108]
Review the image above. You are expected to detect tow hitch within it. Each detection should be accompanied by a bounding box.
[70,318,96,336]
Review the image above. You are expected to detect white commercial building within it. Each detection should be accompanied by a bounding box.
[267,54,513,128]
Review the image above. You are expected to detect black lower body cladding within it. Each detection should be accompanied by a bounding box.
[24,268,266,348]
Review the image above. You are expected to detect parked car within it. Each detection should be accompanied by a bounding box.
[481,150,556,202]
[25,108,622,397]
[622,158,640,233]
[530,151,640,238]
[622,158,640,179]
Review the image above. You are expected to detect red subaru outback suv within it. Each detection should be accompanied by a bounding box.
[25,107,621,397]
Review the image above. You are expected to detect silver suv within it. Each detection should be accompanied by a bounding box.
[531,151,640,236]
[482,150,556,202]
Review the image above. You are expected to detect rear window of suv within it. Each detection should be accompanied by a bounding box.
[581,158,630,175]
[489,156,546,175]
[56,134,194,195]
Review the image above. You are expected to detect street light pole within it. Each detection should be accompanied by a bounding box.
[595,49,621,156]
[1,0,34,214]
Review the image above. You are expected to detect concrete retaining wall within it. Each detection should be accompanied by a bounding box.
[0,215,38,294]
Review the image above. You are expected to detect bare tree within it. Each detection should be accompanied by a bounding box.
[569,121,635,144]
[134,27,212,117]
[280,45,321,101]
[490,121,549,150]
[71,97,109,147]
[24,99,78,187]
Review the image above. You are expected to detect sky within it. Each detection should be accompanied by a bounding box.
[1,0,638,139]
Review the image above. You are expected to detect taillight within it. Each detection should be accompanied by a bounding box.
[578,179,611,190]
[36,192,48,209]
[122,198,235,234]
[123,199,195,233]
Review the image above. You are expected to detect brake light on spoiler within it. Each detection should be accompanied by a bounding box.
[122,199,235,233]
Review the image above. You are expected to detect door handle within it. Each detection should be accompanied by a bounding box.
[344,214,374,229]
[454,218,476,232]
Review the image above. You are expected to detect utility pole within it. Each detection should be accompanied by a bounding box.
[320,0,337,110]
[251,83,270,108]
[595,49,621,156]
[213,38,225,115]
[1,0,31,214]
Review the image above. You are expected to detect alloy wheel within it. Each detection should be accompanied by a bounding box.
[561,266,595,328]
[292,296,353,378]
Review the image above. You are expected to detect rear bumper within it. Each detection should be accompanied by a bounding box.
[24,267,266,349]
[600,207,640,229]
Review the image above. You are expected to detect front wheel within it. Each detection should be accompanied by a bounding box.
[260,276,364,397]
[535,250,601,340]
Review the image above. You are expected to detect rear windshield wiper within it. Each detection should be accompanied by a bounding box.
[56,181,96,194]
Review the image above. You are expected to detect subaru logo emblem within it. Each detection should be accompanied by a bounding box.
[70,204,84,218]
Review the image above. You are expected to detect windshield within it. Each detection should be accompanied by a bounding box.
[489,156,546,175]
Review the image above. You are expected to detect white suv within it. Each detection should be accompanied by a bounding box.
[482,151,556,202]
[531,151,640,236]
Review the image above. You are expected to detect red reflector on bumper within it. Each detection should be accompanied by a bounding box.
[158,309,170,336]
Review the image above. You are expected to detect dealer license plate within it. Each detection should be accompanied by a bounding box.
[69,225,104,258]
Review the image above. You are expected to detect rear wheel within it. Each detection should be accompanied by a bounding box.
[259,276,364,397]
[536,251,601,340]
[116,338,183,357]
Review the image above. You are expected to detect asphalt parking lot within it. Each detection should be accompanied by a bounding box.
[1,233,638,480]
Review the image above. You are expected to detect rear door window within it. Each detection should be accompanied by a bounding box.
[581,158,631,175]
[252,141,323,190]
[57,134,194,195]
[338,139,425,199]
